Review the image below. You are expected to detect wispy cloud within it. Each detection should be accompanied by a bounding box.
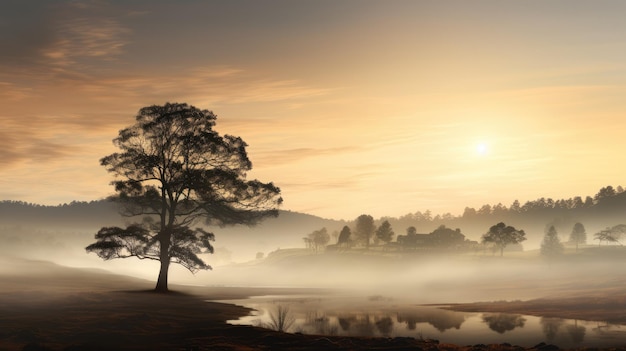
[42,16,129,67]
[0,129,76,168]
[253,146,360,167]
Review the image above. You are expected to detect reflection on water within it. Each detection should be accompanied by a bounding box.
[482,313,526,334]
[220,295,626,348]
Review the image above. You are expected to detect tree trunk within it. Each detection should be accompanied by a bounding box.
[500,246,504,256]
[155,231,171,292]
[155,258,170,292]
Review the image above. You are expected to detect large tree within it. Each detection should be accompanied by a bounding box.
[354,214,375,249]
[481,222,526,256]
[86,103,282,292]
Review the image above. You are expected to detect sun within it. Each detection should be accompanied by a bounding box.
[475,142,489,156]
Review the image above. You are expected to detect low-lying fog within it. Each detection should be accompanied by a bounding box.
[2,224,625,305]
[2,200,626,306]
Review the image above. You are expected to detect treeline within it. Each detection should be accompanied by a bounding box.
[393,185,623,223]
[301,185,626,251]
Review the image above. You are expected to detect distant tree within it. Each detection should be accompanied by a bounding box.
[594,224,626,246]
[85,103,282,292]
[492,203,507,216]
[477,204,492,216]
[307,227,330,252]
[541,225,564,258]
[406,226,417,236]
[442,212,455,220]
[462,207,477,218]
[256,252,265,260]
[481,222,526,256]
[510,200,521,213]
[337,225,352,247]
[610,224,626,238]
[594,185,617,201]
[572,196,584,209]
[303,237,313,249]
[569,222,587,251]
[355,214,375,249]
[583,196,594,207]
[416,210,432,222]
[593,228,617,246]
[375,220,395,244]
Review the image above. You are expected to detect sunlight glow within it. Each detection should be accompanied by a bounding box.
[476,142,489,156]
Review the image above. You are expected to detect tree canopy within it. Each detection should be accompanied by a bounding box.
[337,225,352,247]
[568,222,586,251]
[540,225,564,258]
[86,103,282,291]
[354,214,375,249]
[375,220,395,244]
[481,222,526,256]
[594,225,623,246]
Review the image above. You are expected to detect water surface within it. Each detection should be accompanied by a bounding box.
[220,294,626,348]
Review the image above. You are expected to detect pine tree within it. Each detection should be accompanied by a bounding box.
[568,222,586,252]
[541,225,564,258]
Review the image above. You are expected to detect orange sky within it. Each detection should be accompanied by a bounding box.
[2,1,626,220]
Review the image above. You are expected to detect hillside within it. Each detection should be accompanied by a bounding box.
[1,185,626,275]
[0,200,345,268]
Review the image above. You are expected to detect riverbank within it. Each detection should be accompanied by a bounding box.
[1,258,626,350]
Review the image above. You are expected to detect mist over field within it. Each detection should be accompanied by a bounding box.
[3,190,626,349]
[2,187,626,300]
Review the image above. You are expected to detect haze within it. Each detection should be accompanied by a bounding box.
[3,1,626,219]
[3,2,626,348]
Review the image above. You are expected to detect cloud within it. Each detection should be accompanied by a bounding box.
[0,81,33,101]
[42,16,129,67]
[253,147,360,167]
[0,129,75,168]
[0,1,130,74]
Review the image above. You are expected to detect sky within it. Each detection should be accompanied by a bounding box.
[2,0,626,220]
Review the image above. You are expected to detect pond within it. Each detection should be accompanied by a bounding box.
[219,294,626,349]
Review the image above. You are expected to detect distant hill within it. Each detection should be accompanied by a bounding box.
[0,200,345,264]
[2,184,626,266]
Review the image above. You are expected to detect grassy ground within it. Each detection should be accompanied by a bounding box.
[2,256,626,350]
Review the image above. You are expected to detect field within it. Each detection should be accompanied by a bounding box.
[2,252,626,351]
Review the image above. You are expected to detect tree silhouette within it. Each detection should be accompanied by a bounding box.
[481,222,526,256]
[569,222,587,252]
[86,103,282,292]
[355,214,375,249]
[541,225,564,258]
[337,225,352,247]
[375,220,394,244]
[594,226,622,246]
[307,227,330,252]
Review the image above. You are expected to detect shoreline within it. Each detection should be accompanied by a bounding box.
[2,259,626,350]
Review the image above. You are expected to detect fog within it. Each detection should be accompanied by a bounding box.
[1,199,626,306]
